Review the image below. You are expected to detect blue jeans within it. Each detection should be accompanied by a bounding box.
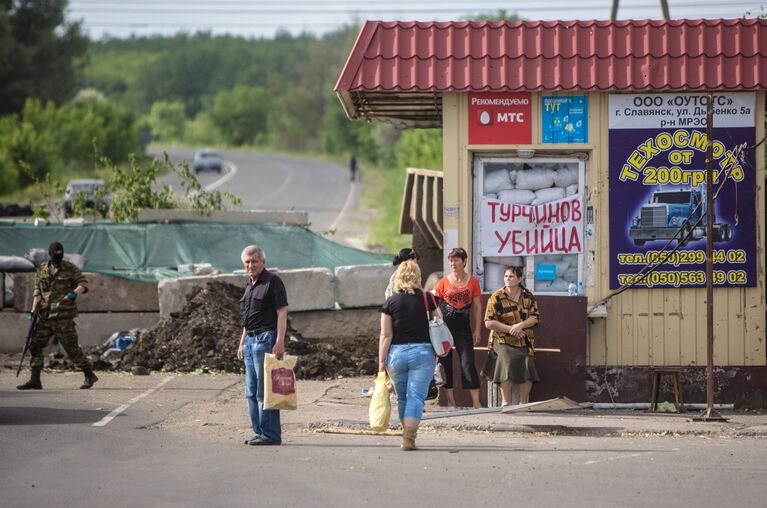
[243,330,281,443]
[386,343,436,422]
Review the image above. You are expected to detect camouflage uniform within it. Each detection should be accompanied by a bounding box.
[29,260,91,370]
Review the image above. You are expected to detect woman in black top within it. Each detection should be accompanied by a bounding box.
[379,259,439,451]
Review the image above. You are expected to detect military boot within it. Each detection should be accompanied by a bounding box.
[80,369,99,389]
[17,367,42,390]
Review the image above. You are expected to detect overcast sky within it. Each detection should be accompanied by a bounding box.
[68,0,766,40]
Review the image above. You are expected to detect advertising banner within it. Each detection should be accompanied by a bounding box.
[480,194,584,256]
[608,93,756,289]
[542,96,588,143]
[468,92,531,144]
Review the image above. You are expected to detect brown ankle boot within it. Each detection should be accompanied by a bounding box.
[401,427,418,451]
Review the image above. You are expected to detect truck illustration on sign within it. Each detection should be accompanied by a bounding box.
[629,187,732,246]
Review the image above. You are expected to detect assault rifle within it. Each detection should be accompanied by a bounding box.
[16,311,38,377]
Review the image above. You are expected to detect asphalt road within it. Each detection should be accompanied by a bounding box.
[148,146,352,232]
[1,373,766,507]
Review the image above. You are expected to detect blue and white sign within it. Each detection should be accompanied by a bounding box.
[542,96,588,143]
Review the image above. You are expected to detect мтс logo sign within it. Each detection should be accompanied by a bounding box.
[469,92,531,144]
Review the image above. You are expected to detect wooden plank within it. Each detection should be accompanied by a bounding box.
[398,171,415,234]
[634,290,651,364]
[500,397,582,414]
[695,287,707,364]
[589,318,607,365]
[421,397,581,420]
[663,288,681,365]
[727,287,745,365]
[744,287,765,365]
[474,347,561,353]
[421,407,501,420]
[650,289,665,364]
[713,285,729,364]
[679,288,697,365]
[604,292,622,364]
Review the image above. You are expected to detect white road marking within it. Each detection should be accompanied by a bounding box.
[92,376,174,427]
[329,181,358,231]
[204,160,238,191]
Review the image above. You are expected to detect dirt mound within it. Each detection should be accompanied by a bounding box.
[110,281,378,379]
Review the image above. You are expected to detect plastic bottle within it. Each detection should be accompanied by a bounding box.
[567,281,577,296]
[475,263,484,292]
[577,281,585,296]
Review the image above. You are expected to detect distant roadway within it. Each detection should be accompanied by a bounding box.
[149,146,352,232]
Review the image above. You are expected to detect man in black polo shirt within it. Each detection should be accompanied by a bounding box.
[237,245,288,446]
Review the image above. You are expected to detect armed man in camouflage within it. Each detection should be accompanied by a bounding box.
[17,241,99,390]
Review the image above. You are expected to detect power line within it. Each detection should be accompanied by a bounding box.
[69,2,757,15]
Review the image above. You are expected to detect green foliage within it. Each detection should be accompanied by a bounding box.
[147,101,187,141]
[106,153,240,223]
[393,129,443,170]
[22,164,65,221]
[107,154,177,222]
[360,160,412,254]
[209,86,269,146]
[0,0,89,116]
[84,27,362,152]
[0,97,141,194]
[185,111,220,146]
[0,111,55,190]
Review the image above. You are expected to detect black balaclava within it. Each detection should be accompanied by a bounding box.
[48,241,64,267]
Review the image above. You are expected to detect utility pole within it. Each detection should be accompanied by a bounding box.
[660,0,670,20]
[611,1,670,20]
[693,91,726,422]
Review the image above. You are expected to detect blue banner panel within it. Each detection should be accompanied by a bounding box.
[542,96,588,143]
[607,93,756,289]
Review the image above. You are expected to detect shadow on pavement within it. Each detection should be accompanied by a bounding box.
[0,406,109,425]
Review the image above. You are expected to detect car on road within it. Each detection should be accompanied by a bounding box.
[192,149,223,174]
[63,178,111,218]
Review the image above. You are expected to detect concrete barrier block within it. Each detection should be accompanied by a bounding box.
[334,264,391,309]
[138,209,309,226]
[0,311,161,352]
[10,272,159,312]
[158,268,334,318]
[0,310,27,352]
[279,268,335,312]
[289,308,380,339]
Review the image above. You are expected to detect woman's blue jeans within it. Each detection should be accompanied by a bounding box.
[386,343,436,422]
[243,330,281,443]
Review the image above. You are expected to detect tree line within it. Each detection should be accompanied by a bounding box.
[0,1,442,198]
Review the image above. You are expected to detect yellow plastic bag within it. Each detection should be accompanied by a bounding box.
[263,353,298,410]
[368,372,391,432]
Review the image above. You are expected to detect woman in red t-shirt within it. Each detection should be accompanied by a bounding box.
[435,247,483,409]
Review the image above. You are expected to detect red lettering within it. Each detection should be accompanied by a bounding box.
[567,226,582,252]
[571,198,582,221]
[495,230,511,253]
[540,226,553,253]
[511,230,525,254]
[488,201,499,222]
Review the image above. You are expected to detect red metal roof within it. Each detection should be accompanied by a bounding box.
[336,18,767,93]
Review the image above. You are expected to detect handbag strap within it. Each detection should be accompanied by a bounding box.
[422,290,430,323]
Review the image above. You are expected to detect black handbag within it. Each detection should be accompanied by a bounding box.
[426,379,439,400]
[480,348,497,380]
